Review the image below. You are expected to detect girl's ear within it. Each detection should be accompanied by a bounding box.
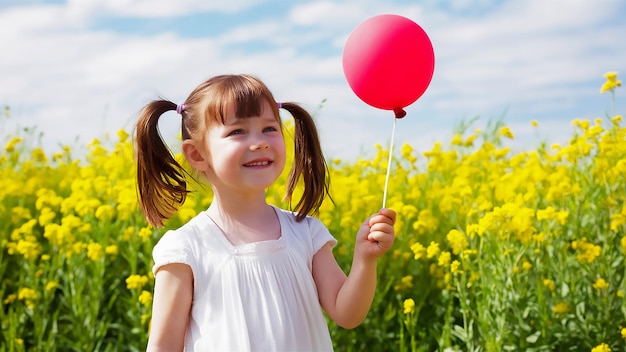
[182,140,211,172]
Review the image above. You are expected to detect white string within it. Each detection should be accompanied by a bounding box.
[382,117,397,209]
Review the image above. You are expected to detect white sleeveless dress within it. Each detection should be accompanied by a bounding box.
[152,206,336,351]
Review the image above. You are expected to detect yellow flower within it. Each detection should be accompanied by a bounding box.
[494,147,510,159]
[18,287,37,301]
[126,274,149,290]
[531,120,538,127]
[394,275,415,291]
[552,302,570,314]
[450,260,461,274]
[536,206,556,221]
[61,214,83,229]
[117,129,129,142]
[401,275,413,289]
[11,206,32,224]
[87,242,103,261]
[613,212,626,232]
[44,223,69,247]
[38,207,57,226]
[461,249,477,260]
[403,298,415,314]
[95,204,116,221]
[572,118,590,130]
[500,126,515,139]
[4,293,17,305]
[413,209,439,234]
[121,226,136,241]
[600,71,621,93]
[52,152,64,161]
[400,204,418,220]
[572,239,602,264]
[46,281,59,292]
[542,279,556,292]
[556,211,569,225]
[426,241,440,259]
[31,147,47,162]
[621,327,626,339]
[138,290,153,307]
[591,342,611,352]
[105,244,119,256]
[451,133,463,146]
[593,278,609,291]
[446,229,469,255]
[437,251,451,267]
[532,233,546,245]
[66,242,87,258]
[465,224,479,239]
[4,137,22,152]
[410,242,426,260]
[138,227,153,240]
[400,143,417,163]
[464,128,480,146]
[16,239,42,260]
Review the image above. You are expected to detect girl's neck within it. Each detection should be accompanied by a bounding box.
[206,190,281,245]
[208,189,269,220]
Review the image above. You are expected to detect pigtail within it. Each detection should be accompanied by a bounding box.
[135,100,189,227]
[281,102,331,222]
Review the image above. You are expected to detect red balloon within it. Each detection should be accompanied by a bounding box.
[342,14,435,118]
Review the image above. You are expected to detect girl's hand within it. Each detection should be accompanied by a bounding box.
[355,208,396,260]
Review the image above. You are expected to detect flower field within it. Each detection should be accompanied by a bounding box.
[1,74,625,351]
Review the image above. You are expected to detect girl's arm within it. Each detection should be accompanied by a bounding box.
[146,263,193,352]
[312,208,396,329]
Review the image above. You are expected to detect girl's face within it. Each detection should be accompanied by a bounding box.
[203,100,286,195]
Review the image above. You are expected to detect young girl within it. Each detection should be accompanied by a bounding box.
[135,74,396,351]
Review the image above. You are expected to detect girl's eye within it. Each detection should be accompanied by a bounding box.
[263,126,278,133]
[228,129,244,136]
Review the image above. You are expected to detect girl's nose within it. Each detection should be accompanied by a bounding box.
[250,140,270,151]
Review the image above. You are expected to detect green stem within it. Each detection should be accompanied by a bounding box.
[611,90,615,117]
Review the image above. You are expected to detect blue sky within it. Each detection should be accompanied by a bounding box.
[1,0,625,161]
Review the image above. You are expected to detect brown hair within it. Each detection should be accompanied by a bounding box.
[135,74,330,227]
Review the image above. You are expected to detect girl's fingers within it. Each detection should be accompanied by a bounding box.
[368,208,396,227]
[366,231,394,251]
[369,222,393,233]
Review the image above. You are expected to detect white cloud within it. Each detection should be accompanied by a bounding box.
[422,0,626,122]
[217,21,283,46]
[65,0,262,18]
[289,1,364,27]
[1,0,624,162]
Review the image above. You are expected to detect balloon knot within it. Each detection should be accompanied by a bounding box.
[394,108,406,119]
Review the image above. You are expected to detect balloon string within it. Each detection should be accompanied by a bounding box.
[382,117,397,209]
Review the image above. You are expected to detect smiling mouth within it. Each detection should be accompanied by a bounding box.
[244,160,271,167]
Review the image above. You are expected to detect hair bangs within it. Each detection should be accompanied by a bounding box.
[213,75,277,124]
[233,80,266,119]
